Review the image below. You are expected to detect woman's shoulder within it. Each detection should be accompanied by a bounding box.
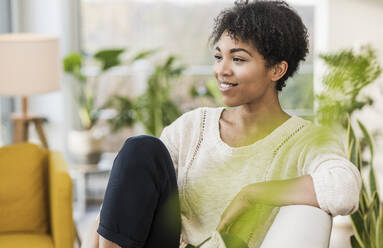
[160,107,222,153]
[293,119,346,155]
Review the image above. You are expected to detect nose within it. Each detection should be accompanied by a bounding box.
[214,59,233,78]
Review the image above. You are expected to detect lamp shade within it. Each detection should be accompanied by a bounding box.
[0,33,60,96]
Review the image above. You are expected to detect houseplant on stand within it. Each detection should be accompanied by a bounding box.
[135,55,186,137]
[63,49,125,164]
[102,55,186,137]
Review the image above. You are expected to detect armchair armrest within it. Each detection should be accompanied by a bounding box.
[260,205,332,248]
[48,151,75,248]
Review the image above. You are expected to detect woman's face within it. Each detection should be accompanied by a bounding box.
[213,32,276,107]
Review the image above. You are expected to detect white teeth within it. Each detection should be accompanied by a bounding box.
[221,83,231,88]
[220,82,237,88]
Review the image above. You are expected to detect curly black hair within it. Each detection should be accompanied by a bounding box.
[209,0,309,91]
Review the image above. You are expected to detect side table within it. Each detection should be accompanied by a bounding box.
[69,164,111,220]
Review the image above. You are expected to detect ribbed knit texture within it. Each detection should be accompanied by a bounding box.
[160,107,361,248]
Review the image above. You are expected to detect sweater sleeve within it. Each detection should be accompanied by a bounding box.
[300,127,362,217]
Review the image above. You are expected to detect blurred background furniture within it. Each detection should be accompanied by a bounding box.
[0,33,60,149]
[70,163,110,220]
[261,205,332,248]
[0,143,76,248]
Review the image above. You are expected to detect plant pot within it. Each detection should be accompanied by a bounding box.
[68,129,104,165]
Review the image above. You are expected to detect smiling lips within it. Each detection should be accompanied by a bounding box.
[218,81,239,91]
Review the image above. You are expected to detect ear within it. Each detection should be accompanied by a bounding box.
[270,61,288,82]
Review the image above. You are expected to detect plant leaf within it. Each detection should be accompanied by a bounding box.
[350,234,362,248]
[369,165,379,200]
[132,49,157,62]
[357,120,374,158]
[375,205,383,247]
[94,48,125,71]
[350,209,366,245]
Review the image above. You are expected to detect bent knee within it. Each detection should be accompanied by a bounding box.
[122,135,167,155]
[113,135,174,180]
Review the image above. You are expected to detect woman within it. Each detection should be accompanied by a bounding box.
[84,1,361,247]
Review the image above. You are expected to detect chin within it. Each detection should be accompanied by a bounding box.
[222,98,242,108]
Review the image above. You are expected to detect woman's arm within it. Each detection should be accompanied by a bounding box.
[216,175,319,232]
[81,215,100,248]
[244,175,319,207]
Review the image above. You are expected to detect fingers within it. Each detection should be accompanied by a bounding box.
[216,199,244,233]
[216,221,227,233]
[216,190,252,234]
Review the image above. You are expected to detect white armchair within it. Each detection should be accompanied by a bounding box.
[260,205,332,248]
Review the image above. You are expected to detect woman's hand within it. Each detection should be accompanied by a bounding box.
[216,185,253,233]
[217,176,320,233]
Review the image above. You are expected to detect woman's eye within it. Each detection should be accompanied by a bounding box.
[233,57,245,62]
[214,55,222,60]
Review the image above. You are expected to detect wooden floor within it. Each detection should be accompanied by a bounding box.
[76,203,354,248]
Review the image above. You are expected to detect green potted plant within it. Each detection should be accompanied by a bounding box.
[64,49,125,163]
[134,55,186,137]
[315,45,382,247]
[64,48,157,163]
[99,52,183,137]
[102,95,137,134]
[64,49,125,130]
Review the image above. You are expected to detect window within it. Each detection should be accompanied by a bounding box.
[80,0,315,115]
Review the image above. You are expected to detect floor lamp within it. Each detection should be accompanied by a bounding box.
[0,33,60,149]
[0,33,82,245]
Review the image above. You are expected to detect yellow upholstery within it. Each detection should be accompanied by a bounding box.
[0,233,54,248]
[0,143,49,233]
[0,143,75,248]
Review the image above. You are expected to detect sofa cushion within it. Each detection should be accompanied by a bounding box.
[0,233,54,248]
[0,143,49,233]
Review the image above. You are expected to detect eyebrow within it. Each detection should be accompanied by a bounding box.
[215,46,253,57]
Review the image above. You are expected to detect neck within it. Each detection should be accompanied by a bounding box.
[233,89,290,130]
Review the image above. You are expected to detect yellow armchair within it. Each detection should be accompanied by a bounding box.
[0,143,75,248]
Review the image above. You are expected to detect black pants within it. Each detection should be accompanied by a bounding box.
[97,135,181,248]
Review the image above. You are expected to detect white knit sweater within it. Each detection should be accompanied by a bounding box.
[160,107,362,248]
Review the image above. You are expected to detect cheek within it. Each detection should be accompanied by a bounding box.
[236,69,270,95]
[237,65,268,84]
[235,67,255,83]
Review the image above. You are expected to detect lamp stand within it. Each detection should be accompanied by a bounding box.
[11,96,49,149]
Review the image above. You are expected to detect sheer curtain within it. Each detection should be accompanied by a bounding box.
[0,0,15,145]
